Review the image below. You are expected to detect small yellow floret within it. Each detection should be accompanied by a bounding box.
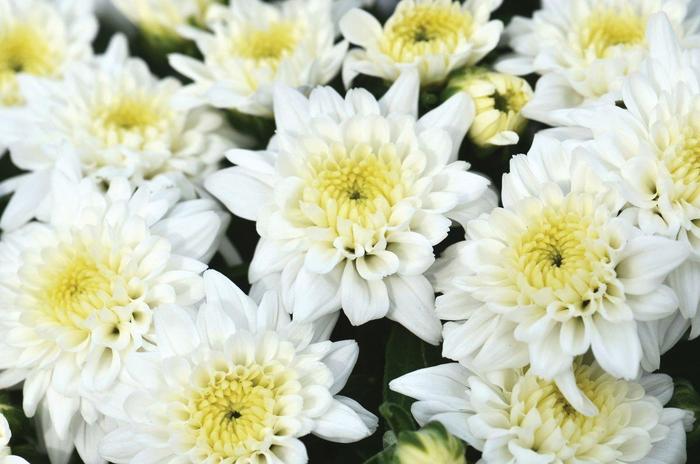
[579,8,646,58]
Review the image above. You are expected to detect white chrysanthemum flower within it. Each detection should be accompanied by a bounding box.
[206,71,495,344]
[0,162,226,463]
[111,0,215,40]
[563,15,700,351]
[99,270,377,464]
[443,67,533,146]
[390,361,694,464]
[0,0,96,108]
[497,0,700,126]
[169,0,348,117]
[0,414,28,464]
[432,134,688,381]
[339,0,503,86]
[0,35,235,232]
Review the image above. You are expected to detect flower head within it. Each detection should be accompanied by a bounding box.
[169,0,348,117]
[100,270,377,464]
[390,361,694,464]
[0,35,236,231]
[561,14,700,354]
[0,0,96,107]
[432,134,688,380]
[497,0,699,125]
[206,70,494,343]
[340,0,503,86]
[444,67,533,146]
[0,162,226,462]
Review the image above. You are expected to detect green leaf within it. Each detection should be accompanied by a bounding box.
[383,324,442,409]
[379,402,416,433]
[363,446,396,464]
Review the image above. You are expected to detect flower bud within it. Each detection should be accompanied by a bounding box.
[394,422,467,464]
[444,67,532,147]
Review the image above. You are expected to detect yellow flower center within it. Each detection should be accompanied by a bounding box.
[38,252,114,329]
[665,130,700,205]
[92,94,169,149]
[579,8,646,58]
[234,21,300,63]
[304,142,405,234]
[186,359,299,460]
[0,23,59,105]
[101,97,162,131]
[511,363,647,454]
[380,2,473,63]
[508,194,622,311]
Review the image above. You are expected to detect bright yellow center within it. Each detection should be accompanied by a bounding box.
[380,2,473,63]
[40,253,114,329]
[187,361,297,460]
[512,364,645,454]
[305,143,404,232]
[234,22,300,63]
[101,97,161,131]
[92,95,168,149]
[665,130,700,205]
[579,8,646,58]
[508,194,622,311]
[0,23,58,105]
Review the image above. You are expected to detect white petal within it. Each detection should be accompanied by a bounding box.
[153,305,199,357]
[340,262,390,325]
[385,275,441,345]
[312,398,376,443]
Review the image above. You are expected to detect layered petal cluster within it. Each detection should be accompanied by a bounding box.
[0,0,96,108]
[100,270,377,464]
[0,162,226,463]
[340,0,503,86]
[498,0,700,125]
[170,0,348,117]
[564,15,700,356]
[206,71,495,343]
[390,361,694,464]
[0,413,28,464]
[432,135,688,380]
[0,35,235,232]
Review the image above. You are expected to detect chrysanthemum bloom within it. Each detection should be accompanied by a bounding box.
[443,67,533,146]
[394,422,466,464]
[0,163,226,463]
[0,35,235,231]
[0,413,28,464]
[206,71,494,343]
[432,134,688,380]
[169,0,348,118]
[339,0,503,87]
[0,0,96,108]
[390,361,693,464]
[564,15,700,356]
[497,0,700,126]
[100,270,377,464]
[112,0,215,45]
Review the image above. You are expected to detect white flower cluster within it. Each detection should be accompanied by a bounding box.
[0,0,697,463]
